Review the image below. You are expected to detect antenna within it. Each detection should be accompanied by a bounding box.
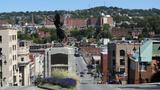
[104,0,106,6]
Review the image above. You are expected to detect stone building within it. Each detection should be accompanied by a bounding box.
[0,29,19,86]
[44,47,76,77]
[17,40,31,86]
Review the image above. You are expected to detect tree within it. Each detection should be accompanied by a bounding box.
[102,24,110,31]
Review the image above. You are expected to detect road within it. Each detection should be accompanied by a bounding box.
[0,86,46,90]
[110,84,160,90]
[75,56,118,90]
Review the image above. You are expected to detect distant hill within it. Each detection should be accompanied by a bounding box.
[0,6,160,24]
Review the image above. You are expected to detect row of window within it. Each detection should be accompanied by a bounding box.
[10,35,16,41]
[112,59,125,66]
[9,45,17,52]
[12,45,16,51]
[13,55,17,61]
[112,50,126,56]
[0,35,16,43]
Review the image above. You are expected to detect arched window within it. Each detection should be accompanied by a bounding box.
[120,50,125,56]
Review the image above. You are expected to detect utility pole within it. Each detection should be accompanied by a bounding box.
[138,40,142,83]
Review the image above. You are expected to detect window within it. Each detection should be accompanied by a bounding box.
[13,45,16,50]
[19,42,24,47]
[13,55,14,60]
[112,50,115,56]
[120,59,125,65]
[13,65,15,71]
[13,55,16,60]
[12,35,14,40]
[113,59,115,66]
[120,50,125,56]
[0,36,2,43]
[119,68,125,73]
[14,35,16,40]
[21,57,24,61]
[12,45,14,50]
[10,36,12,41]
[141,62,148,71]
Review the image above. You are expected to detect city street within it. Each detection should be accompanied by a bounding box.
[75,56,118,90]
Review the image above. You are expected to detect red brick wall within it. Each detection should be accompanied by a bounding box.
[111,27,129,37]
[101,53,109,83]
[65,18,87,28]
[129,60,153,84]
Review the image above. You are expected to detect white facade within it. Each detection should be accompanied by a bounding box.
[0,29,19,86]
[44,47,76,77]
[34,54,44,77]
[30,53,44,83]
[18,40,31,86]
[101,15,114,27]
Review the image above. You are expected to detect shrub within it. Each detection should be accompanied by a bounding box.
[51,69,69,79]
[43,77,77,88]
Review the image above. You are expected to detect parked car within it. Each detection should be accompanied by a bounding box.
[80,74,84,77]
[80,72,84,74]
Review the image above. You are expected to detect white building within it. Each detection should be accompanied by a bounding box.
[34,54,44,77]
[0,29,19,86]
[101,15,114,27]
[18,40,31,86]
[44,47,76,77]
[30,53,44,83]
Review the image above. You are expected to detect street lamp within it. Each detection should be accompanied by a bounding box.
[138,39,142,83]
[0,53,7,87]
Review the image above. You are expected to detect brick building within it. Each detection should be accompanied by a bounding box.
[108,40,140,84]
[87,17,100,27]
[64,17,87,29]
[111,27,130,38]
[80,47,101,64]
[100,48,109,83]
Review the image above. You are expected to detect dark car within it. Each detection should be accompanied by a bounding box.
[80,72,84,74]
[80,74,84,77]
[74,53,80,57]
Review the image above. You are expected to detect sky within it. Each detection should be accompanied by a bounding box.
[0,0,160,12]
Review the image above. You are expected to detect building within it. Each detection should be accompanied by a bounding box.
[128,39,160,84]
[100,47,109,83]
[29,53,44,83]
[87,17,100,27]
[80,47,101,64]
[0,29,19,86]
[44,16,55,28]
[100,15,114,27]
[17,40,31,86]
[29,43,53,53]
[131,28,143,39]
[108,40,140,84]
[111,27,130,38]
[37,29,51,38]
[64,17,87,29]
[44,47,76,77]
